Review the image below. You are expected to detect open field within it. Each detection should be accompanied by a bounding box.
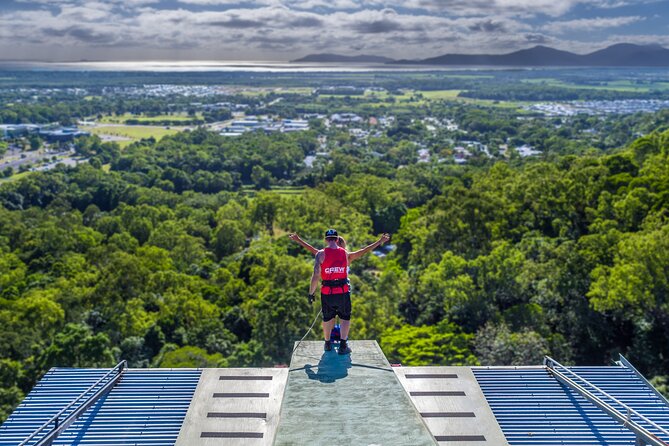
[99,113,203,124]
[318,88,525,108]
[419,90,463,99]
[318,93,366,99]
[89,125,183,148]
[237,87,313,96]
[521,78,669,93]
[417,90,525,108]
[270,186,306,196]
[241,185,306,197]
[277,87,314,95]
[351,89,524,109]
[0,170,30,183]
[237,89,268,97]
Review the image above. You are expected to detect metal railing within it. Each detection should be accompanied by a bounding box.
[18,360,127,446]
[617,354,669,409]
[544,356,669,446]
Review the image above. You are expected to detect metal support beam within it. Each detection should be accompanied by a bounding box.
[19,360,127,446]
[545,356,669,446]
[618,354,669,409]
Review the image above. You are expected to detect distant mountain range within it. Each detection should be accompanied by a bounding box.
[291,54,394,63]
[292,44,669,67]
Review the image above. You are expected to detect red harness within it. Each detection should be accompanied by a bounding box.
[321,247,349,294]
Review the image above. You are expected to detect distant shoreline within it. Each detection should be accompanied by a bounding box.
[1,61,667,73]
[0,61,517,73]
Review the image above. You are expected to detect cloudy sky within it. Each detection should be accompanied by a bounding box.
[0,0,668,61]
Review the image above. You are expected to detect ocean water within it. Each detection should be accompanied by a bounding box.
[0,60,504,73]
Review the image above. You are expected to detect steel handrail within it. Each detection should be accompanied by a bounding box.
[618,354,669,409]
[549,366,667,446]
[18,360,127,446]
[545,356,669,438]
[545,356,669,446]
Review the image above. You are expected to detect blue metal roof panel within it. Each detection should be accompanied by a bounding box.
[474,366,669,445]
[0,368,201,446]
[0,369,111,446]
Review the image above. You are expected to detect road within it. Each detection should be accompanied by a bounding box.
[1,146,86,175]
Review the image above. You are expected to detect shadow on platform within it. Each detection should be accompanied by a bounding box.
[275,341,437,445]
[294,350,393,383]
[303,351,352,383]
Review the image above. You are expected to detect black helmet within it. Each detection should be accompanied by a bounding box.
[325,228,338,239]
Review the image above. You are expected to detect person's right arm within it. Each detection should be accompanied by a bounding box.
[309,251,323,296]
[289,233,319,256]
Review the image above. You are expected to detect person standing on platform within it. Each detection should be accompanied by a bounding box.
[307,229,390,354]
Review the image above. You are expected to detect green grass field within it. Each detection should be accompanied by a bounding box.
[237,87,314,97]
[418,90,463,99]
[521,78,668,93]
[363,90,390,99]
[241,185,306,197]
[99,113,202,124]
[90,125,182,148]
[277,87,314,95]
[319,89,459,103]
[318,93,366,99]
[0,171,30,183]
[357,89,524,109]
[270,186,306,196]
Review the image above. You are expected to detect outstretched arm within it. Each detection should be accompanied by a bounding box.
[289,233,319,256]
[348,233,391,262]
[309,251,323,296]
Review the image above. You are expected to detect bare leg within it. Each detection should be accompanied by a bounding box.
[322,318,336,341]
[340,319,350,340]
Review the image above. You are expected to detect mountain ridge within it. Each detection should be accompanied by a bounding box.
[293,44,669,67]
[395,43,669,66]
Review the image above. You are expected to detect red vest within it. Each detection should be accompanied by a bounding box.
[321,247,349,295]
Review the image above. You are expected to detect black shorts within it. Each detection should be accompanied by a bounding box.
[321,292,351,322]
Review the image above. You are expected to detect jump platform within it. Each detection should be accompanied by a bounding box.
[3,345,669,446]
[274,340,436,445]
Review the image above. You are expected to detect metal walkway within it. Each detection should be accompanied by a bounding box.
[175,368,288,446]
[395,366,509,445]
[473,361,669,445]
[1,367,201,446]
[273,340,437,445]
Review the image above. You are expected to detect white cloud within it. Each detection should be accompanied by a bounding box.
[0,0,661,61]
[15,0,160,4]
[543,15,644,34]
[175,0,283,6]
[174,0,603,16]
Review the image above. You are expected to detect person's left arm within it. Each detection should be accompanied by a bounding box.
[348,233,390,262]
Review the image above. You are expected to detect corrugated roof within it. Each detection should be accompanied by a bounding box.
[0,368,200,446]
[473,366,669,445]
[4,350,669,446]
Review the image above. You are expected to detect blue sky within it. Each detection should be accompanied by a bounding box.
[0,0,667,61]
